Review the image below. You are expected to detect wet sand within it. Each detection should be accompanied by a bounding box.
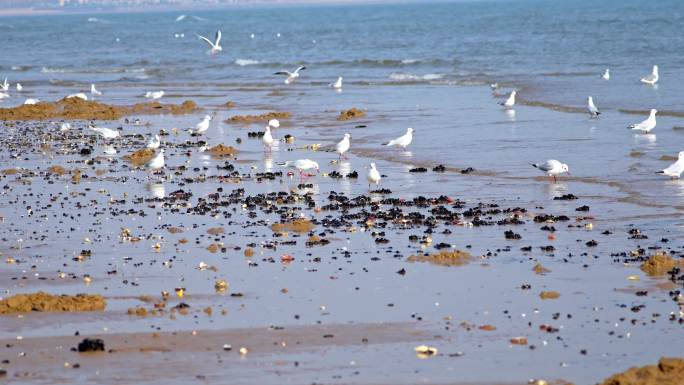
[0,83,683,385]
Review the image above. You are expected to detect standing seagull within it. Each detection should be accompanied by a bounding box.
[279,159,320,178]
[198,30,222,55]
[330,77,343,89]
[367,162,381,189]
[640,65,659,85]
[628,109,657,133]
[91,84,102,96]
[145,90,164,100]
[656,151,684,178]
[274,66,306,84]
[147,134,161,149]
[602,69,610,80]
[336,133,351,159]
[587,96,600,118]
[90,125,120,140]
[146,149,165,178]
[500,90,516,108]
[16,83,23,91]
[191,115,212,135]
[384,128,414,149]
[262,125,275,151]
[531,159,569,183]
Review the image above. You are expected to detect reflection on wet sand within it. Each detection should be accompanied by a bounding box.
[147,182,165,198]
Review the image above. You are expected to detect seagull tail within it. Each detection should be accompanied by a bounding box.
[276,161,289,167]
[530,163,539,169]
[655,171,665,174]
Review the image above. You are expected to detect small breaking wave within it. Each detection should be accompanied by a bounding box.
[235,59,261,66]
[389,72,445,81]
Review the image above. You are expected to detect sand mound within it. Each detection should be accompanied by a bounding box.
[226,111,290,124]
[337,108,365,121]
[0,98,198,121]
[206,144,238,156]
[407,250,472,267]
[640,253,683,276]
[123,148,156,166]
[0,291,106,314]
[271,219,315,233]
[599,357,684,385]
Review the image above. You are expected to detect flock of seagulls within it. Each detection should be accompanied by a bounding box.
[492,65,677,179]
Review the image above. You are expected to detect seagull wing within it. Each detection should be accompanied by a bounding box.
[214,30,222,46]
[198,34,215,48]
[274,71,293,77]
[294,66,306,74]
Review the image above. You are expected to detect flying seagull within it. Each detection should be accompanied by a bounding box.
[198,30,222,55]
[274,66,306,84]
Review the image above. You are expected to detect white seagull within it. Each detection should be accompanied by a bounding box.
[268,119,280,128]
[330,77,343,89]
[16,83,22,91]
[198,30,222,55]
[0,78,8,91]
[531,159,570,182]
[146,149,165,172]
[91,84,102,96]
[628,109,657,133]
[59,122,71,132]
[145,91,164,100]
[191,114,212,135]
[640,65,659,85]
[367,162,381,188]
[24,98,39,105]
[336,133,351,159]
[262,125,275,151]
[90,125,120,140]
[587,96,600,117]
[274,66,306,84]
[656,151,684,178]
[279,159,320,178]
[147,134,161,149]
[66,93,88,100]
[500,90,516,108]
[384,128,414,149]
[602,69,610,80]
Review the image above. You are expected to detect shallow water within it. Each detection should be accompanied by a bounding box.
[1,1,684,384]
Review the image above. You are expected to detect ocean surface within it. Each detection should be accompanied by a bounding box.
[1,1,684,384]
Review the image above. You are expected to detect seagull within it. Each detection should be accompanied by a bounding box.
[500,90,516,108]
[262,125,274,151]
[23,98,39,105]
[278,159,319,178]
[191,115,212,135]
[16,83,22,91]
[90,125,120,140]
[367,162,381,188]
[602,69,610,80]
[330,77,343,89]
[147,134,161,149]
[531,159,569,182]
[145,91,164,100]
[66,93,88,100]
[640,65,659,85]
[59,122,71,132]
[146,149,165,172]
[268,119,280,128]
[91,84,102,96]
[274,66,306,84]
[656,151,684,178]
[198,30,222,55]
[336,133,351,159]
[490,83,499,90]
[0,78,8,91]
[384,128,414,149]
[587,96,600,117]
[628,109,657,133]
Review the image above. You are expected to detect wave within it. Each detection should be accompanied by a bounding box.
[41,66,149,74]
[389,72,445,81]
[234,59,261,66]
